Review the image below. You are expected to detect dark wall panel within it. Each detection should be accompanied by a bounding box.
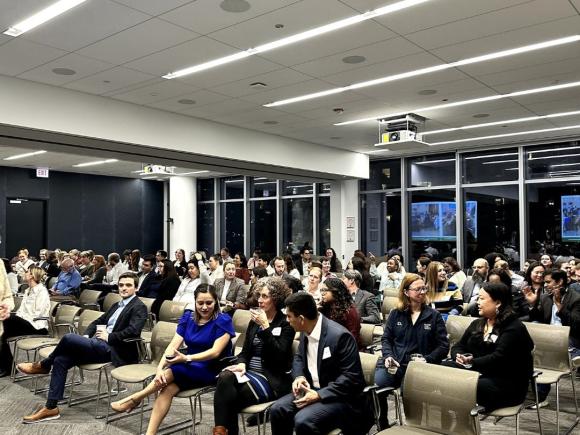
[81,174,115,254]
[47,172,83,250]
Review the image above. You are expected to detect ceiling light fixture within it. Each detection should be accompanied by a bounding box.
[335,80,580,126]
[529,153,580,161]
[3,0,88,37]
[429,124,580,146]
[550,162,580,168]
[162,0,430,79]
[464,152,518,160]
[3,150,47,160]
[481,159,519,165]
[264,35,580,107]
[175,170,210,176]
[424,110,580,135]
[528,145,580,156]
[414,158,456,165]
[73,159,118,167]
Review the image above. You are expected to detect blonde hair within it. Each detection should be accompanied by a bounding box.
[396,273,424,311]
[425,261,448,302]
[27,265,45,284]
[18,249,29,257]
[309,267,322,279]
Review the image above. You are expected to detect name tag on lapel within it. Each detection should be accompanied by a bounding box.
[396,321,403,326]
[424,324,431,330]
[271,327,282,336]
[322,346,331,360]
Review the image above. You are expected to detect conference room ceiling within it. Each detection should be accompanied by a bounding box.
[1,0,580,159]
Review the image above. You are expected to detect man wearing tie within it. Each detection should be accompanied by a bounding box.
[17,272,147,423]
[270,292,371,435]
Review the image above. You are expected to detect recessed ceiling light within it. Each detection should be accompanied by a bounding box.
[73,159,118,167]
[52,68,76,75]
[3,0,89,37]
[163,0,432,79]
[220,0,250,13]
[442,98,449,102]
[274,23,284,29]
[3,150,46,160]
[335,79,580,126]
[263,120,279,125]
[264,35,580,107]
[333,108,344,114]
[250,82,267,88]
[472,113,490,118]
[342,55,366,64]
[178,99,196,105]
[418,89,437,95]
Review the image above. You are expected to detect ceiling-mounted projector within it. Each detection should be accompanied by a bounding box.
[375,113,428,151]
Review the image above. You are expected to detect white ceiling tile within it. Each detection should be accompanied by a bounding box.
[111,0,194,16]
[63,67,157,95]
[110,79,199,104]
[17,53,114,86]
[210,68,313,98]
[0,38,66,76]
[403,0,576,50]
[77,18,199,65]
[238,78,339,105]
[183,98,260,118]
[21,0,150,52]
[0,0,54,31]
[146,89,230,112]
[159,0,302,34]
[523,97,580,114]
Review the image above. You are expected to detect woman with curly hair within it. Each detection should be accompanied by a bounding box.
[319,277,362,349]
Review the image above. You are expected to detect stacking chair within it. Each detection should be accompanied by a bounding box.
[103,293,122,312]
[445,315,477,350]
[376,361,481,435]
[232,309,252,350]
[158,300,188,322]
[138,296,156,330]
[383,288,399,299]
[524,322,578,434]
[360,323,377,351]
[381,296,398,319]
[78,289,102,311]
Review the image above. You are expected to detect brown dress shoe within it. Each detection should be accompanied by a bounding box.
[23,406,60,423]
[17,362,50,375]
[213,426,228,435]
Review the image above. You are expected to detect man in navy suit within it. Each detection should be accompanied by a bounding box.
[17,272,147,423]
[270,293,371,435]
[136,255,160,298]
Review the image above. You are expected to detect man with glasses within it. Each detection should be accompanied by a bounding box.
[461,258,489,315]
[49,258,82,297]
[296,248,312,277]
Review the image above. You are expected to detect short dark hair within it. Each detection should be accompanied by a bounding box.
[488,268,512,288]
[273,256,285,263]
[142,255,156,266]
[118,271,139,287]
[157,250,168,258]
[252,266,268,279]
[481,282,514,326]
[258,252,271,263]
[221,247,230,255]
[545,269,568,287]
[285,292,318,320]
[418,256,431,268]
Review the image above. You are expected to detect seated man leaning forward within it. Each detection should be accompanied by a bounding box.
[270,292,372,435]
[17,272,147,423]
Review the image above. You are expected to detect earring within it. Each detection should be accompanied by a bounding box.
[495,306,499,315]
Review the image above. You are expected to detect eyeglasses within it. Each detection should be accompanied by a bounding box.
[408,286,427,293]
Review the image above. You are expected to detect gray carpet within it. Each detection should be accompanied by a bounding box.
[0,368,578,434]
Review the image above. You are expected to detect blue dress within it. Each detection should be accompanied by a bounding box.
[171,311,235,390]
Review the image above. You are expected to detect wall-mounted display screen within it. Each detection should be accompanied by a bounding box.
[562,195,580,241]
[411,201,477,241]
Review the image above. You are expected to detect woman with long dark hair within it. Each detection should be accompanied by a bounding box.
[151,260,182,317]
[173,249,187,278]
[325,247,343,273]
[234,252,250,284]
[319,278,362,349]
[350,256,375,294]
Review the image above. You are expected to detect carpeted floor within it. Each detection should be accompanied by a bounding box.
[0,368,578,434]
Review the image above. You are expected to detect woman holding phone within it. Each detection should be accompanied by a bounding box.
[111,284,235,435]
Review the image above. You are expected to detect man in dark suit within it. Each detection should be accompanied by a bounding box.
[342,269,380,324]
[295,247,312,277]
[270,293,371,435]
[461,258,489,315]
[136,255,160,298]
[17,272,147,423]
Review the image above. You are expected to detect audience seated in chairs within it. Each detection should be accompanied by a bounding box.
[487,268,529,320]
[375,273,449,429]
[213,277,293,435]
[173,255,209,304]
[82,255,107,287]
[111,284,235,435]
[0,265,50,377]
[270,292,373,435]
[151,260,182,318]
[342,269,381,324]
[17,272,147,423]
[319,278,362,349]
[214,261,248,315]
[442,282,534,411]
[425,261,463,315]
[49,258,82,297]
[284,255,301,280]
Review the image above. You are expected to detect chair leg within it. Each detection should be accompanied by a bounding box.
[192,394,198,435]
[68,366,77,406]
[256,411,262,435]
[533,378,543,435]
[197,393,203,422]
[94,368,103,417]
[571,371,579,417]
[97,368,111,419]
[515,413,520,435]
[188,396,196,434]
[556,381,560,434]
[241,412,247,433]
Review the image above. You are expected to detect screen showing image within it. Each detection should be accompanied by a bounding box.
[411,201,477,241]
[562,195,580,241]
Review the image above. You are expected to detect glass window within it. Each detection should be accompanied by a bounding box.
[220,176,244,200]
[526,142,580,180]
[282,181,313,196]
[250,178,277,198]
[318,196,330,254]
[408,154,456,187]
[462,149,518,184]
[527,181,580,259]
[250,200,277,255]
[196,203,214,255]
[463,186,519,268]
[220,202,244,254]
[197,178,214,201]
[360,192,402,256]
[283,197,313,253]
[409,189,456,264]
[317,182,331,194]
[360,159,401,191]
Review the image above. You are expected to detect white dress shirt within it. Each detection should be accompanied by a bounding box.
[221,279,232,302]
[17,284,51,330]
[305,314,323,389]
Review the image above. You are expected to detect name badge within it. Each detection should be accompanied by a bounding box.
[322,346,332,360]
[396,321,403,326]
[424,324,431,330]
[490,334,498,343]
[271,327,282,336]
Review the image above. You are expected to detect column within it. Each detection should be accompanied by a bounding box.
[330,179,360,267]
[169,176,197,256]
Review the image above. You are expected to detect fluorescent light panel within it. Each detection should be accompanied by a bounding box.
[162,0,430,79]
[335,80,580,126]
[414,158,456,165]
[73,159,118,167]
[550,162,580,168]
[529,152,580,161]
[481,159,519,165]
[265,35,580,107]
[3,150,46,160]
[3,0,88,37]
[528,145,580,156]
[464,152,518,160]
[424,110,580,135]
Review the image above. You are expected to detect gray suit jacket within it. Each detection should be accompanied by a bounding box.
[214,277,247,311]
[353,289,381,324]
[461,278,478,303]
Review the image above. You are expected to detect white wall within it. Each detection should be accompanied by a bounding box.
[330,179,360,266]
[168,177,196,256]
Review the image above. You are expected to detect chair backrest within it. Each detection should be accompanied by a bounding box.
[103,293,122,312]
[53,304,82,338]
[78,289,102,310]
[77,309,103,335]
[359,352,379,386]
[383,288,399,299]
[158,300,188,322]
[524,322,571,372]
[232,309,252,335]
[381,296,398,317]
[446,315,477,350]
[139,297,156,314]
[360,323,376,348]
[150,321,178,364]
[402,362,480,435]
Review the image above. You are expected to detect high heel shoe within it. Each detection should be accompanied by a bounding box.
[111,396,141,413]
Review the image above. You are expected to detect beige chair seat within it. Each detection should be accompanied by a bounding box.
[176,385,215,398]
[111,363,156,383]
[38,345,57,359]
[17,337,59,351]
[486,404,523,418]
[536,368,569,384]
[240,401,275,414]
[377,427,442,435]
[327,430,342,435]
[79,362,111,370]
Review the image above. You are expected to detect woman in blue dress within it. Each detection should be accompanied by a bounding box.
[111,284,235,434]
